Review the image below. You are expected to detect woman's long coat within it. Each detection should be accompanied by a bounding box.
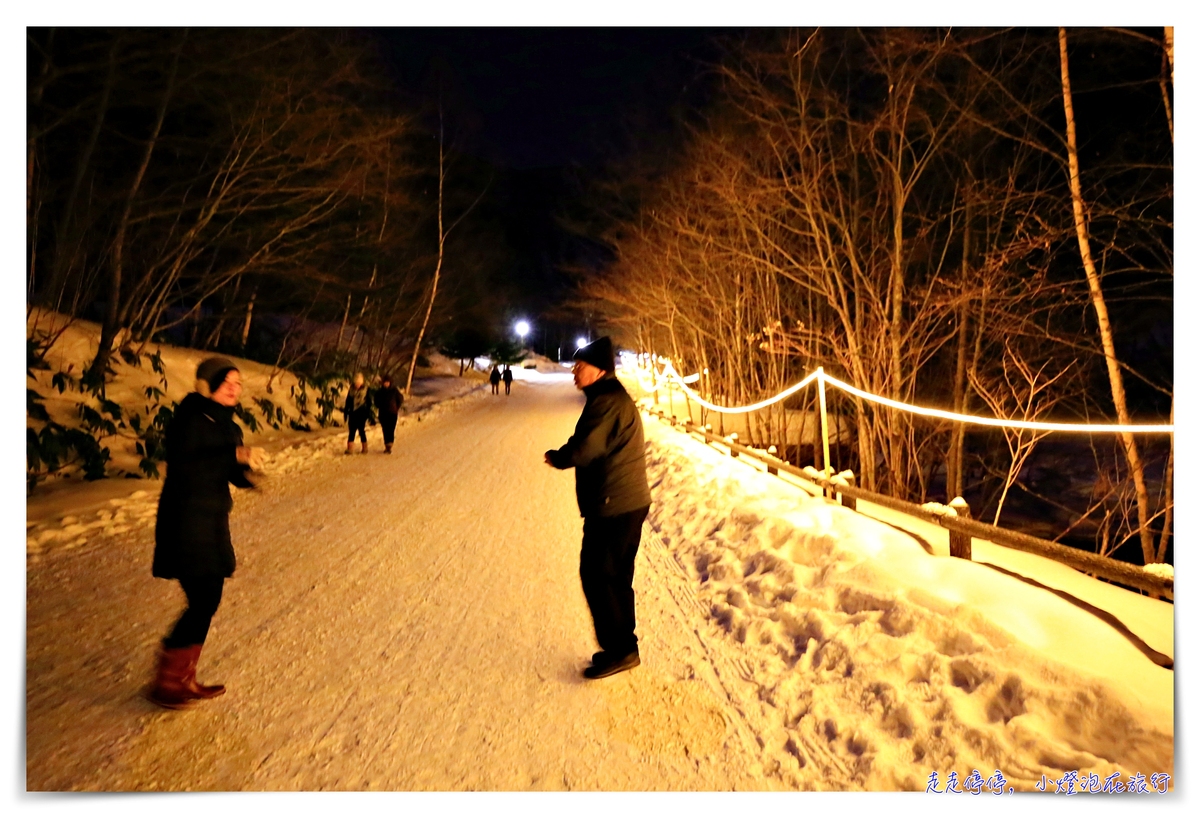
[153,392,254,579]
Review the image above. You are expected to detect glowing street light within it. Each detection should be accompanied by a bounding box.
[515,320,530,340]
[576,336,588,349]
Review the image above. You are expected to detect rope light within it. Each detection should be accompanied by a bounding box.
[654,360,820,414]
[634,359,1173,434]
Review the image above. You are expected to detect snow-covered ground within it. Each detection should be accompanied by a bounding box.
[639,410,1173,790]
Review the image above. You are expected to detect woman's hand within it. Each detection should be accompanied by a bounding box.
[236,446,267,472]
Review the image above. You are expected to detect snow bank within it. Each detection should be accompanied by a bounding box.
[26,308,490,551]
[641,414,1173,791]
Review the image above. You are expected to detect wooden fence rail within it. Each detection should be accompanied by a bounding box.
[645,407,1173,601]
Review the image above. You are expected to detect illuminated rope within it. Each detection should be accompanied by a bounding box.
[635,360,1173,434]
[653,360,820,414]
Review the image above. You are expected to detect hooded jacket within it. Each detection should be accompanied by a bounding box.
[153,392,254,579]
[546,373,651,518]
[374,383,404,416]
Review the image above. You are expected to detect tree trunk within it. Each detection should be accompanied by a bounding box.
[240,288,257,348]
[1164,27,1173,84]
[406,107,446,398]
[87,34,183,388]
[336,292,352,351]
[947,195,972,501]
[1059,28,1156,565]
[1156,397,1173,564]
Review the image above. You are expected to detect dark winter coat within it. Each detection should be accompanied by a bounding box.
[489,367,502,385]
[153,392,254,579]
[373,384,404,416]
[502,368,513,384]
[546,373,652,518]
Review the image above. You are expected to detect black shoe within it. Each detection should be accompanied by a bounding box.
[583,651,640,679]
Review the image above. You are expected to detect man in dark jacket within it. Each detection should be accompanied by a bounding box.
[149,357,264,709]
[544,337,651,679]
[373,374,404,454]
[489,365,502,395]
[502,365,513,395]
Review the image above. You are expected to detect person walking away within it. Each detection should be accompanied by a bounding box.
[489,365,501,395]
[502,365,513,395]
[147,357,265,709]
[544,337,651,679]
[373,374,404,454]
[344,372,372,454]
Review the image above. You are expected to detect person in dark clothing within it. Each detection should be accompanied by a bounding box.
[344,372,372,454]
[502,365,513,395]
[489,365,501,395]
[148,357,265,709]
[373,374,404,454]
[544,337,652,679]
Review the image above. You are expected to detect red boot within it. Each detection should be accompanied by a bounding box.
[181,644,226,699]
[145,645,200,709]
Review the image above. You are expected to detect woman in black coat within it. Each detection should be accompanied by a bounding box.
[147,357,264,709]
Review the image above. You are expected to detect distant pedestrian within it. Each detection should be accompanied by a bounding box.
[344,372,372,454]
[489,365,501,395]
[502,365,513,395]
[373,374,404,454]
[147,357,265,709]
[544,337,651,679]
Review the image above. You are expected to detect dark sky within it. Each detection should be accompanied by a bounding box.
[373,27,721,169]
[366,28,725,348]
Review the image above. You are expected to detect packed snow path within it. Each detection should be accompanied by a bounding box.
[27,376,777,791]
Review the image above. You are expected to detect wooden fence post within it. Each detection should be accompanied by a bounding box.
[766,445,778,475]
[729,432,739,457]
[839,472,857,511]
[948,496,972,560]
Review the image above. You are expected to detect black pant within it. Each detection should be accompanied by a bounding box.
[491,381,500,394]
[504,380,511,394]
[164,575,225,648]
[380,412,398,445]
[580,505,649,657]
[347,408,369,443]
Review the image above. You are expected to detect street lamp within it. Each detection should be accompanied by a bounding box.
[576,336,588,349]
[515,320,530,341]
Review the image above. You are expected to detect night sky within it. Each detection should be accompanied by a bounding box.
[374,28,720,169]
[366,28,724,349]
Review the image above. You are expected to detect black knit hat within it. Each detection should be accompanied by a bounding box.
[195,356,238,392]
[573,336,616,373]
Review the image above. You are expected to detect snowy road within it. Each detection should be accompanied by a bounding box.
[26,376,779,791]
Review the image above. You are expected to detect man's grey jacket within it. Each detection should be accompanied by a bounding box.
[546,373,652,518]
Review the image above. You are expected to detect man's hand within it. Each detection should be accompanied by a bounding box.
[544,451,556,467]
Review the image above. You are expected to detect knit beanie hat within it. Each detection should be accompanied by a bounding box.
[195,356,239,394]
[572,336,616,373]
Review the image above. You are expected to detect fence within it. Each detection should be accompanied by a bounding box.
[630,357,1173,601]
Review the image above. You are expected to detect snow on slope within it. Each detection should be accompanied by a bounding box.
[26,307,487,554]
[640,412,1173,791]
